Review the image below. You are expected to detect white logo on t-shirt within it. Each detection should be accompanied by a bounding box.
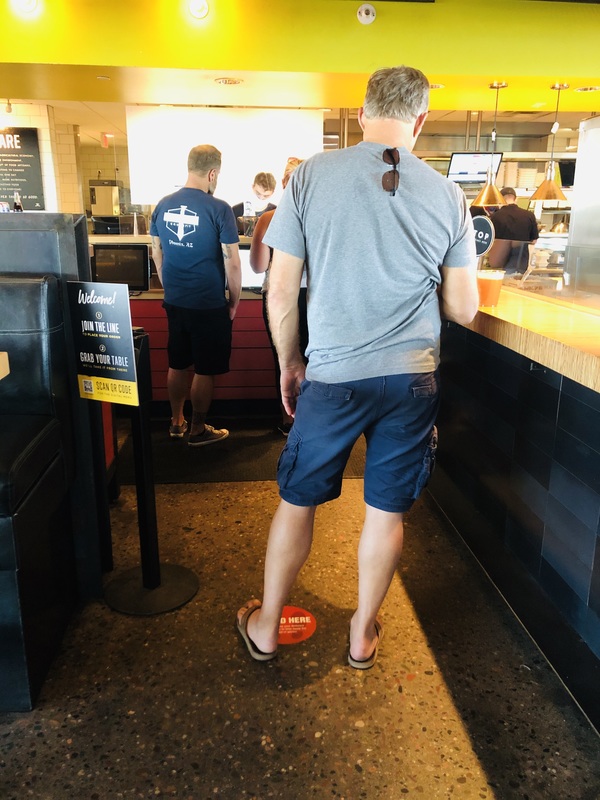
[163,205,199,241]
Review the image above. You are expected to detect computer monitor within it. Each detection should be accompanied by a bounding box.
[91,243,150,292]
[447,152,503,184]
[239,244,265,291]
[91,216,121,235]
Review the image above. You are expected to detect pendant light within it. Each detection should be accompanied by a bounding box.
[472,82,508,207]
[529,83,569,202]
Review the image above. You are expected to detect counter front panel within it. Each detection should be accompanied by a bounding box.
[129,295,277,402]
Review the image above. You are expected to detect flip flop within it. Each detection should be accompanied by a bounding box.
[236,599,278,662]
[348,618,384,670]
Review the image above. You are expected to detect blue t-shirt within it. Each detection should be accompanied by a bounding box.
[150,187,239,309]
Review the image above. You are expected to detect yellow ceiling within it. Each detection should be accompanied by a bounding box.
[1,0,600,113]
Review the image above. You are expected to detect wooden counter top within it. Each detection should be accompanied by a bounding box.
[466,288,600,393]
[130,288,262,300]
[88,235,253,247]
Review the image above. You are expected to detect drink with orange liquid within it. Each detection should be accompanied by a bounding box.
[476,270,505,307]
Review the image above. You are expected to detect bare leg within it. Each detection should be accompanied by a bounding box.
[167,367,189,426]
[189,373,215,434]
[244,500,316,653]
[349,504,404,661]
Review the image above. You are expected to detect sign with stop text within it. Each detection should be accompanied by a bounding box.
[68,281,139,406]
[473,215,495,257]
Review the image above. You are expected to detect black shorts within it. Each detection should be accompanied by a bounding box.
[163,302,232,375]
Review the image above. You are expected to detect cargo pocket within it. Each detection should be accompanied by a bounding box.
[277,428,302,490]
[307,379,353,407]
[411,372,438,399]
[412,425,438,499]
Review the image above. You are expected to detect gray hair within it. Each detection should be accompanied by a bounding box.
[187,144,222,175]
[363,66,430,123]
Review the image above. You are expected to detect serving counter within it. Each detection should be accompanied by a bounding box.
[129,290,276,406]
[465,286,600,392]
[429,286,600,729]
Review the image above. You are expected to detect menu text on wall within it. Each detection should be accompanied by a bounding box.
[0,127,45,210]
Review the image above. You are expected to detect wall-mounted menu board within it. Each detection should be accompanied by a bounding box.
[0,128,45,210]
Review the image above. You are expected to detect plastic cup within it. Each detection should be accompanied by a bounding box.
[476,270,505,307]
[242,216,257,236]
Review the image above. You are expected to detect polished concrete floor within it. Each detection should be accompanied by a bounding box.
[2,476,600,799]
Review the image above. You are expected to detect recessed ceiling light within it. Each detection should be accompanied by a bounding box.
[10,0,38,15]
[189,0,209,19]
[214,78,242,86]
[575,86,600,93]
[96,76,111,81]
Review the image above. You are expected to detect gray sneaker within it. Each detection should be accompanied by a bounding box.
[169,419,188,439]
[188,424,229,447]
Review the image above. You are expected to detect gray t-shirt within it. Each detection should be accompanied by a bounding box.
[264,141,475,383]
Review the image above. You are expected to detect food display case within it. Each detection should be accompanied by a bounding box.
[506,233,568,295]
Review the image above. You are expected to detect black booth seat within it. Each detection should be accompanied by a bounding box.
[0,416,62,520]
[0,275,77,711]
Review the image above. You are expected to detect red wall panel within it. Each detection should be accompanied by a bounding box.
[130,296,278,401]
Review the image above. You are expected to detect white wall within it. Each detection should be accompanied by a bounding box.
[569,116,600,248]
[126,106,323,207]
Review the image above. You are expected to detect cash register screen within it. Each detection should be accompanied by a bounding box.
[92,244,150,292]
[447,152,503,184]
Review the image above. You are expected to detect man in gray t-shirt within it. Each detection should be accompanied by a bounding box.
[236,66,479,669]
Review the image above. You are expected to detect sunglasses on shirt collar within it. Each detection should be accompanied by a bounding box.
[382,148,399,196]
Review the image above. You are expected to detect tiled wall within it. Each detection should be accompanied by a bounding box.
[430,323,600,662]
[80,145,130,213]
[52,120,85,214]
[3,106,135,215]
[2,103,57,210]
[1,104,84,213]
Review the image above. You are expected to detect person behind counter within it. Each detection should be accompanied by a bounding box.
[250,157,306,436]
[150,144,241,446]
[488,186,539,273]
[232,172,277,234]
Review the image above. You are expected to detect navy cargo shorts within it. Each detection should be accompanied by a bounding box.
[277,371,439,513]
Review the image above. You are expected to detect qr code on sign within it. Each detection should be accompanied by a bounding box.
[82,380,93,394]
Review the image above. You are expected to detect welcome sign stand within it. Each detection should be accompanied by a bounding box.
[68,282,199,615]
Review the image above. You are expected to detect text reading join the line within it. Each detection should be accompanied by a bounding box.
[81,320,120,333]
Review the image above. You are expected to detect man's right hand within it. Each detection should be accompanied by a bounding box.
[280,364,306,418]
[227,298,239,321]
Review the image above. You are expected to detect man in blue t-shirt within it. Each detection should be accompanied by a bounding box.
[150,144,241,446]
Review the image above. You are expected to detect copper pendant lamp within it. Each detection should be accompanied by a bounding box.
[529,83,569,202]
[472,82,508,208]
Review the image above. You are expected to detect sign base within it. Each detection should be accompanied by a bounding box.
[104,563,199,616]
